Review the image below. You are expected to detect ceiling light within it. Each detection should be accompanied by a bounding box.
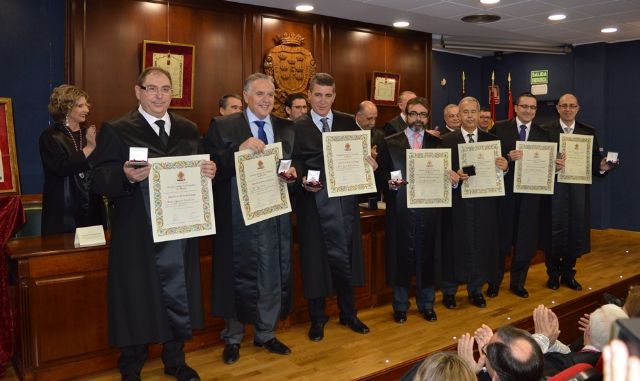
[295,4,314,12]
[548,14,566,21]
[393,21,410,28]
[461,14,501,23]
[601,27,618,33]
[480,0,500,4]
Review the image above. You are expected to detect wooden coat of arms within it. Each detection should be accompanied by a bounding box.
[264,32,316,118]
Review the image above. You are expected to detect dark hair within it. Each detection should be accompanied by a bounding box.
[516,92,537,105]
[285,92,306,108]
[480,107,491,113]
[485,326,543,381]
[309,73,335,91]
[137,66,172,87]
[219,93,242,109]
[405,97,431,116]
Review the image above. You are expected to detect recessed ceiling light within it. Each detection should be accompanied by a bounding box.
[461,14,501,23]
[393,21,410,28]
[548,14,566,21]
[601,27,618,33]
[296,4,314,12]
[480,0,500,4]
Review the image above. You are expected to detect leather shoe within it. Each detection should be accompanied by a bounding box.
[164,364,200,381]
[420,308,437,322]
[393,310,407,323]
[308,321,326,341]
[121,375,141,381]
[561,277,583,291]
[254,337,291,355]
[510,286,529,298]
[222,343,240,365]
[442,294,457,309]
[339,316,370,334]
[603,292,624,307]
[547,277,560,290]
[486,284,499,298]
[469,294,487,308]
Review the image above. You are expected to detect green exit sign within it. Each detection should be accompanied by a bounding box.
[531,70,548,84]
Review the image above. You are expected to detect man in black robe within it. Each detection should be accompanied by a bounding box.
[380,97,457,323]
[205,73,296,365]
[293,73,377,341]
[435,104,461,136]
[92,67,216,381]
[541,93,613,291]
[440,97,507,310]
[383,90,416,136]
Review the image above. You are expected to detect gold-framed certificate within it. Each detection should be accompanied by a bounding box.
[322,130,376,197]
[148,154,216,243]
[514,141,557,194]
[406,149,452,208]
[458,140,505,199]
[234,142,292,226]
[558,134,593,184]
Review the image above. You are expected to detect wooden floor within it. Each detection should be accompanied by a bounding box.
[4,229,639,381]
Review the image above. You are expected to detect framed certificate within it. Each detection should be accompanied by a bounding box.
[371,71,400,106]
[323,130,376,197]
[0,98,20,194]
[234,142,292,226]
[514,141,557,194]
[142,40,195,109]
[558,134,593,184]
[148,154,216,242]
[458,140,505,199]
[406,149,452,208]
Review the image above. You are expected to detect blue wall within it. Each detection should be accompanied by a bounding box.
[0,0,65,195]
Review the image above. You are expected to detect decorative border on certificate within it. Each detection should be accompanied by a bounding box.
[235,142,291,226]
[371,71,400,106]
[149,154,215,242]
[514,141,557,194]
[0,97,20,194]
[406,149,452,208]
[459,140,505,198]
[558,134,593,184]
[142,40,195,109]
[323,130,376,197]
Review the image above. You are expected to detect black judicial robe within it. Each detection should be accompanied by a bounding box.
[441,130,501,284]
[39,123,104,235]
[540,119,606,258]
[380,130,443,289]
[383,114,407,136]
[205,112,294,322]
[292,111,365,298]
[91,110,204,347]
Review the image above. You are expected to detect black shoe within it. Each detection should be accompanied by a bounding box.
[547,277,560,290]
[308,321,326,341]
[121,375,141,381]
[222,344,240,365]
[603,292,625,307]
[486,284,499,298]
[164,364,201,381]
[442,294,457,309]
[420,308,437,322]
[254,337,291,355]
[393,310,407,323]
[469,294,487,308]
[561,277,582,291]
[339,316,370,334]
[510,286,529,298]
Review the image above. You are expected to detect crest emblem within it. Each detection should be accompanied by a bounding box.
[344,143,351,151]
[177,171,186,181]
[257,160,264,170]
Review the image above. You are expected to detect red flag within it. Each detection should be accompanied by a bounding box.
[490,86,497,121]
[507,88,514,119]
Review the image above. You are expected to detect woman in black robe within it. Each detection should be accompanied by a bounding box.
[39,84,103,235]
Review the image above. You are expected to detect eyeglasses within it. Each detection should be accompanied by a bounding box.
[408,111,429,119]
[140,85,172,95]
[517,104,537,110]
[558,104,579,109]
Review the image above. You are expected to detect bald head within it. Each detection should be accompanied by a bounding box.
[356,100,378,130]
[556,93,580,124]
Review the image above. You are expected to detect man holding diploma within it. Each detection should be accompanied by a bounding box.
[92,67,216,381]
[205,73,297,364]
[293,73,377,341]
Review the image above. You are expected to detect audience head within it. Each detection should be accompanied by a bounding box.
[588,304,629,350]
[398,91,417,114]
[135,66,173,118]
[443,104,461,129]
[218,93,243,116]
[242,73,275,119]
[308,73,335,117]
[515,92,538,124]
[284,92,307,121]
[405,97,431,132]
[556,93,580,124]
[48,84,90,126]
[412,352,475,381]
[478,107,492,131]
[355,100,378,130]
[624,285,640,318]
[485,325,544,381]
[458,97,480,133]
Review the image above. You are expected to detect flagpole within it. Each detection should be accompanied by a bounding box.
[507,72,514,119]
[461,71,466,100]
[490,70,496,121]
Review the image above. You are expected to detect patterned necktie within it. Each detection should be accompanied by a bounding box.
[564,127,571,134]
[412,131,421,149]
[155,120,169,147]
[320,117,330,133]
[519,125,527,141]
[255,120,268,145]
[467,133,475,143]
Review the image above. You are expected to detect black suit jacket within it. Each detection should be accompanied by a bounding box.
[383,114,407,136]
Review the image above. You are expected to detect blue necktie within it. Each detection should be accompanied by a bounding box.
[519,125,527,141]
[255,120,268,145]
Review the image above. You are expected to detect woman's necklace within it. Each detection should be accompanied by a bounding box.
[64,123,86,178]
